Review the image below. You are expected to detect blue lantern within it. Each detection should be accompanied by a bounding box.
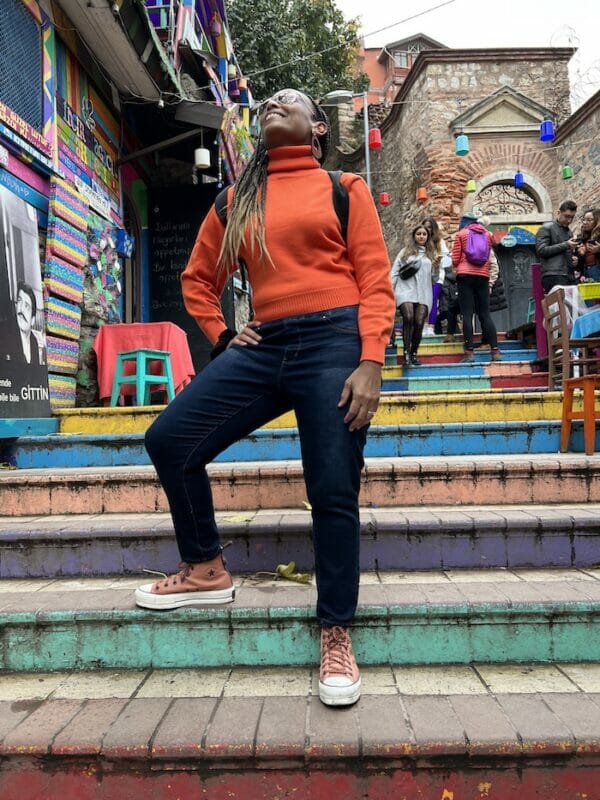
[539,119,555,142]
[514,170,525,188]
[455,133,469,156]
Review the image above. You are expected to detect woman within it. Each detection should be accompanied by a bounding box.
[576,208,600,282]
[451,214,501,363]
[421,216,450,335]
[391,224,435,366]
[135,88,395,708]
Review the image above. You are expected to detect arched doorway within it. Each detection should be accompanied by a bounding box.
[467,171,553,331]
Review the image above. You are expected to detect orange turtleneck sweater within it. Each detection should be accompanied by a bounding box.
[181,145,394,364]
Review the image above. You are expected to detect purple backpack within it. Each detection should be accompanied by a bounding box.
[464,226,490,266]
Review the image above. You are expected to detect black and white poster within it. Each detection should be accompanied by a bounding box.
[0,185,50,418]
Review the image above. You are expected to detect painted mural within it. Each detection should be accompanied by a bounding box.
[86,213,122,323]
[54,38,121,225]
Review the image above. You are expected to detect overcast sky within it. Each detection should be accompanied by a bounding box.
[335,0,599,108]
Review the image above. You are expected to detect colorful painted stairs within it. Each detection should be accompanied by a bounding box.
[0,332,599,798]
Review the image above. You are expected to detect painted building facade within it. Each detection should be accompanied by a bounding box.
[333,47,598,332]
[0,0,251,414]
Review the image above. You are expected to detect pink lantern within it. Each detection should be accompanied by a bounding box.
[368,128,382,150]
[379,192,390,206]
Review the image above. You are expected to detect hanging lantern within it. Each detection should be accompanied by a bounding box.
[416,187,428,204]
[368,128,382,150]
[227,64,237,79]
[194,148,211,169]
[455,133,469,156]
[514,170,525,188]
[466,179,477,193]
[239,77,248,91]
[562,164,573,179]
[210,14,222,35]
[379,192,390,206]
[539,119,555,142]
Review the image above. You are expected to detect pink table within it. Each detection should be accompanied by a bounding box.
[93,322,195,404]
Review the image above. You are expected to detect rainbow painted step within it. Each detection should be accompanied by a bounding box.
[1,673,600,799]
[381,374,547,391]
[385,348,538,365]
[1,454,599,516]
[1,572,600,671]
[1,504,598,578]
[383,360,537,377]
[2,420,597,469]
[53,391,569,435]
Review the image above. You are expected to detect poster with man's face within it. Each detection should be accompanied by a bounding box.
[0,185,51,418]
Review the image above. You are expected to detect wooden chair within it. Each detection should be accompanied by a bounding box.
[560,374,600,455]
[540,288,600,390]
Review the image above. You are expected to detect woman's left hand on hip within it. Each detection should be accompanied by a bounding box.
[338,360,382,431]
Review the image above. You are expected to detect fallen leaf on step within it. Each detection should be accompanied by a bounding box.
[0,463,17,470]
[222,514,254,523]
[301,501,312,510]
[276,562,312,584]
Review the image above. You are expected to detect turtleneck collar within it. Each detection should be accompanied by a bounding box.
[267,145,320,174]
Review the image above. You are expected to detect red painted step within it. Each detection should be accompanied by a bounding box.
[0,692,599,799]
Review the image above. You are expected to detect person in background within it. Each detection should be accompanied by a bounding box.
[575,208,600,282]
[435,269,460,342]
[391,224,436,367]
[135,87,395,709]
[535,200,579,293]
[451,213,501,363]
[421,216,450,336]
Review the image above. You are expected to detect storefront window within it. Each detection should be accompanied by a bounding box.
[0,0,43,132]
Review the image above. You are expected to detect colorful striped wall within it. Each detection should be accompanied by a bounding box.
[44,177,88,409]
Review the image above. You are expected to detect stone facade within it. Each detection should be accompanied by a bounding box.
[555,92,600,210]
[333,48,578,259]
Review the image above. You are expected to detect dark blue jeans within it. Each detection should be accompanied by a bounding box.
[457,274,498,351]
[145,305,367,627]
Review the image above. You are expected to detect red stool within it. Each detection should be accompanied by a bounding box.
[560,374,600,455]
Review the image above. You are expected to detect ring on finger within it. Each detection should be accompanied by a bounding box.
[367,410,376,417]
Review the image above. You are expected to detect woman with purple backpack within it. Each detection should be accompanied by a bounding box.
[451,213,501,363]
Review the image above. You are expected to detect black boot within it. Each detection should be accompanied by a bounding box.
[410,352,421,366]
[403,352,411,368]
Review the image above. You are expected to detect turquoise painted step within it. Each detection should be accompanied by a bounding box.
[0,417,58,440]
[2,420,596,468]
[383,376,492,391]
[1,577,599,671]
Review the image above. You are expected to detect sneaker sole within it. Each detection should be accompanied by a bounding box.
[318,678,361,707]
[134,585,235,610]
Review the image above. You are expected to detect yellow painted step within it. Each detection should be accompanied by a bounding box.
[55,391,567,434]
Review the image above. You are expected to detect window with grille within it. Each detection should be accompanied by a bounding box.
[0,0,43,132]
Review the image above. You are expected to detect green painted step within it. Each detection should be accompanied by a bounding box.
[1,571,599,671]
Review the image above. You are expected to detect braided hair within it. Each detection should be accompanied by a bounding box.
[218,94,330,271]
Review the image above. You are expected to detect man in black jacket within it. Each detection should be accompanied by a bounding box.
[536,200,579,294]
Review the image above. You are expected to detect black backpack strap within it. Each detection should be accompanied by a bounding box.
[328,170,349,245]
[215,186,230,226]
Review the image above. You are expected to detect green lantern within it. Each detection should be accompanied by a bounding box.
[466,179,477,193]
[562,165,573,179]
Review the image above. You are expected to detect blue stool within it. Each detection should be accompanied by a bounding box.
[110,349,175,406]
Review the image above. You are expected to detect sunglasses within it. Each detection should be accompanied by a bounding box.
[256,89,315,117]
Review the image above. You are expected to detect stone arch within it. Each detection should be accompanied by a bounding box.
[464,169,553,225]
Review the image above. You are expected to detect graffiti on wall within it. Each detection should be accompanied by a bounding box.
[86,213,122,323]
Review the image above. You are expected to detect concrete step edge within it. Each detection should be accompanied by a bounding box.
[1,689,599,766]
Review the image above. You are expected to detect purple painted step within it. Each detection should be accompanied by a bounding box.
[1,506,599,577]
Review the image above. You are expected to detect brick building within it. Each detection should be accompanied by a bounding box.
[328,47,599,331]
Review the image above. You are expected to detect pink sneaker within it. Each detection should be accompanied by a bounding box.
[319,626,361,706]
[134,551,235,610]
